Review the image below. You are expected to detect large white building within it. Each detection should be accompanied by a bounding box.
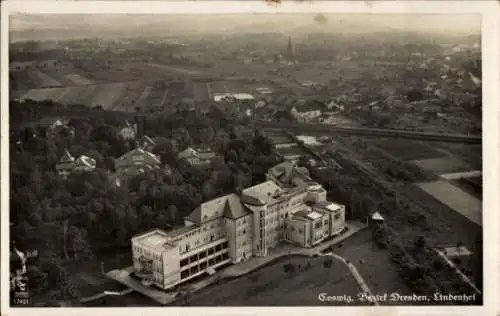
[131,161,346,290]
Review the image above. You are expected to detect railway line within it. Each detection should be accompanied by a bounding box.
[253,121,481,144]
[15,104,481,144]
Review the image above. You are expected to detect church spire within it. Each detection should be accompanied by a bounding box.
[286,36,296,64]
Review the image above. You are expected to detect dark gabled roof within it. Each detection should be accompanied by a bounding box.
[240,193,266,206]
[223,197,252,220]
[185,206,202,224]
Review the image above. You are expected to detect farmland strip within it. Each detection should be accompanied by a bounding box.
[89,83,127,110]
[133,86,152,109]
[32,70,63,87]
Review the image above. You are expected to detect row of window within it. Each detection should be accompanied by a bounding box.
[180,241,229,267]
[180,252,230,280]
[290,226,304,234]
[237,217,248,226]
[180,231,226,254]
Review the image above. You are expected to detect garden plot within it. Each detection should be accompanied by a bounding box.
[411,157,471,175]
[174,256,363,306]
[416,180,481,226]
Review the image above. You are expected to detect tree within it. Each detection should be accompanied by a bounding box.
[167,205,179,224]
[68,226,92,260]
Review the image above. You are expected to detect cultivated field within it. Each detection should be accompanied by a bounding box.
[172,256,364,306]
[416,180,482,226]
[411,157,472,175]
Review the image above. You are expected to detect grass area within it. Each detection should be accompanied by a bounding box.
[333,229,414,304]
[372,139,443,161]
[174,255,365,306]
[411,157,471,175]
[449,177,482,200]
[437,143,482,170]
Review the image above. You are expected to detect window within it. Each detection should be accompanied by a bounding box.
[324,219,328,225]
[298,228,303,234]
[334,214,341,221]
[242,229,246,235]
[314,222,321,229]
[181,270,189,279]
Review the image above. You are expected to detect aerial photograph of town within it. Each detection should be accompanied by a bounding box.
[8,11,483,308]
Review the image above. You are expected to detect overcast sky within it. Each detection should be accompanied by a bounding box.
[9,13,480,38]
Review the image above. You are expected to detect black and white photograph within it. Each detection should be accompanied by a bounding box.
[2,1,499,315]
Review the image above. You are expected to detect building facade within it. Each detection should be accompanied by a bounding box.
[177,147,216,166]
[115,148,161,178]
[56,150,96,178]
[131,161,346,290]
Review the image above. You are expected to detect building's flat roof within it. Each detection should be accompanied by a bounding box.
[242,180,283,205]
[306,211,323,220]
[134,229,176,252]
[292,208,325,222]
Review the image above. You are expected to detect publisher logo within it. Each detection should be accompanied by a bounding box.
[12,276,31,306]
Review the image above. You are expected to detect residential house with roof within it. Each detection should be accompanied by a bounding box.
[115,148,161,178]
[118,121,138,141]
[56,150,96,178]
[131,162,346,291]
[290,106,322,123]
[177,147,217,166]
[137,135,156,152]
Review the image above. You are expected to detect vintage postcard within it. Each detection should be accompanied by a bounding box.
[1,1,499,316]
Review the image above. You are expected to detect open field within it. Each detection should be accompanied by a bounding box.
[210,80,278,96]
[333,229,414,302]
[172,255,364,306]
[411,157,472,175]
[65,73,95,85]
[416,180,481,226]
[371,139,444,161]
[11,67,98,89]
[20,88,66,102]
[16,79,178,112]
